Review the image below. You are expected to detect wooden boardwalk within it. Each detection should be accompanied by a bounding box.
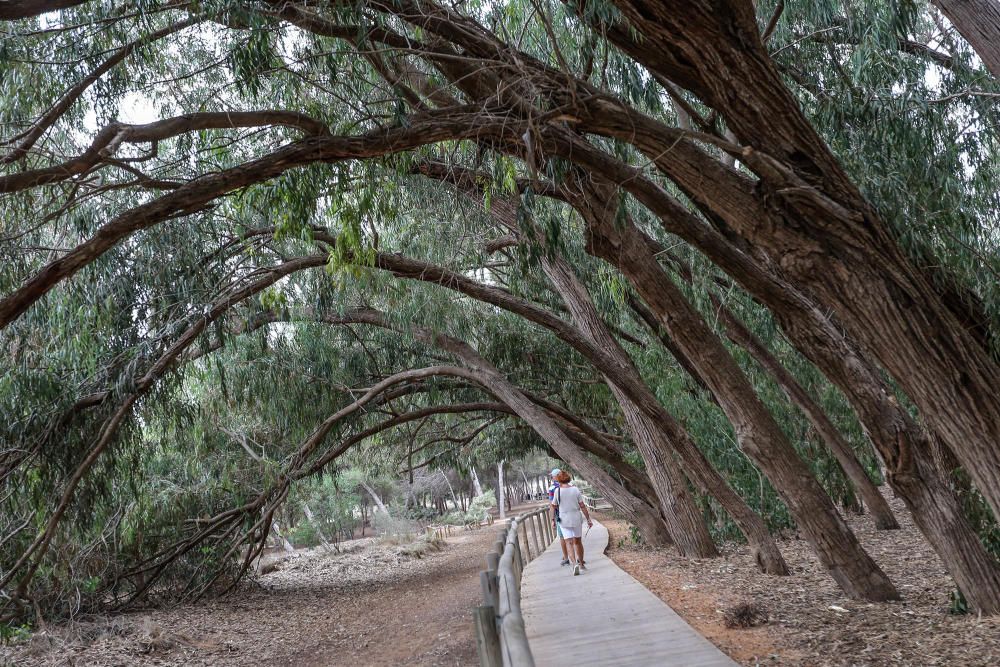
[520,519,737,667]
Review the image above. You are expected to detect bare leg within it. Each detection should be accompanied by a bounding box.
[560,536,568,560]
[575,538,585,564]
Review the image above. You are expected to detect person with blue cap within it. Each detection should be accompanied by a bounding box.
[547,468,570,566]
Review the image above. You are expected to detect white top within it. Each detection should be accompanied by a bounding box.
[552,485,584,529]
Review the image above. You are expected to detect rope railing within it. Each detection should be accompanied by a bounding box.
[473,505,554,667]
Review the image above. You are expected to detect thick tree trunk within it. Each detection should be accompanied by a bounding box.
[545,164,1000,612]
[773,310,1000,614]
[932,0,1000,78]
[711,297,899,530]
[585,215,899,602]
[598,0,1000,530]
[540,254,718,559]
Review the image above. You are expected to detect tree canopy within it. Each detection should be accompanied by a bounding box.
[3,0,1000,622]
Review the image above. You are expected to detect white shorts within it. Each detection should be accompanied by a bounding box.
[560,525,581,539]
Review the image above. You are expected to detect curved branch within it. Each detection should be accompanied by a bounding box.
[1,17,201,163]
[0,110,329,192]
[0,0,91,20]
[0,254,328,597]
[0,106,513,330]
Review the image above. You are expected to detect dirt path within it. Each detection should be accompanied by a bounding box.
[2,526,500,667]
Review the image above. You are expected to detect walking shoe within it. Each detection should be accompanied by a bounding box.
[560,559,570,566]
[580,562,587,571]
[573,563,580,576]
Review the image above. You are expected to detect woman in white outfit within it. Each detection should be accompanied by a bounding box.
[550,471,593,575]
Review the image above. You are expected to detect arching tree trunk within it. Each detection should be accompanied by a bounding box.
[931,0,1000,78]
[431,333,675,546]
[565,154,1000,612]
[539,253,718,559]
[707,296,899,530]
[596,0,1000,530]
[623,210,1000,613]
[583,206,899,602]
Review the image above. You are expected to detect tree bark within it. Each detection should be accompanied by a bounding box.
[931,0,1000,78]
[539,254,718,559]
[594,0,1000,531]
[709,297,899,530]
[582,202,899,601]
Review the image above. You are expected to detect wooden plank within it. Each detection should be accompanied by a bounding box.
[520,519,737,667]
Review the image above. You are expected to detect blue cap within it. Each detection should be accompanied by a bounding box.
[550,468,561,476]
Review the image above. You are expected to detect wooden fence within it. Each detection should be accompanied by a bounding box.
[473,505,554,667]
[582,494,612,511]
[426,514,495,540]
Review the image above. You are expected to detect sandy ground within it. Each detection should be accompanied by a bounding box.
[0,526,499,667]
[601,490,1000,666]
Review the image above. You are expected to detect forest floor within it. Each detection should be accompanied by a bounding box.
[8,493,1000,666]
[601,490,1000,666]
[0,512,512,667]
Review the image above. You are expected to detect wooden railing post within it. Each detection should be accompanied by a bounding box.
[528,512,541,557]
[473,605,502,667]
[481,568,498,611]
[474,507,540,667]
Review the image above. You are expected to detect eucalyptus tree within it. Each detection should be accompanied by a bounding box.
[4,0,1000,618]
